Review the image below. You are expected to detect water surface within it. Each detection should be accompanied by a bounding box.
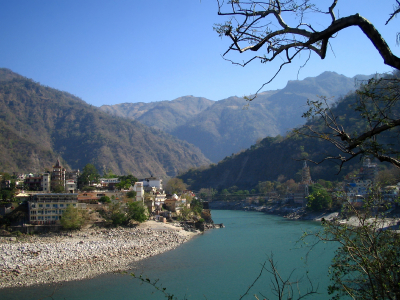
[2,210,335,300]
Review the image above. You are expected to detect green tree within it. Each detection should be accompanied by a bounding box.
[190,198,203,215]
[118,174,138,185]
[99,195,111,203]
[257,181,274,195]
[126,191,137,199]
[308,196,400,300]
[178,205,192,221]
[81,186,96,192]
[60,205,86,230]
[79,163,100,186]
[127,201,147,223]
[306,189,332,211]
[52,184,65,193]
[108,203,128,226]
[1,189,15,201]
[115,180,131,190]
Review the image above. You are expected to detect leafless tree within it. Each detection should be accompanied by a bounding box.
[297,74,400,171]
[239,254,318,300]
[215,0,400,98]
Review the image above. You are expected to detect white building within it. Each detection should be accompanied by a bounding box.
[66,179,77,193]
[133,182,144,202]
[139,177,163,189]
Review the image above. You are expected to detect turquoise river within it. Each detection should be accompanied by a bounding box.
[2,210,337,300]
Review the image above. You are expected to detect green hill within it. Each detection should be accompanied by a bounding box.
[178,74,400,190]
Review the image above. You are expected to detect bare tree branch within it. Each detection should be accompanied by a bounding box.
[216,0,400,96]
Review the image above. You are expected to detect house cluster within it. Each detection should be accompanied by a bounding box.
[1,160,196,226]
[345,158,399,206]
[6,159,80,193]
[135,178,193,217]
[243,158,399,210]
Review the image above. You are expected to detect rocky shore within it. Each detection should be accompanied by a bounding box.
[0,221,199,289]
[209,201,400,228]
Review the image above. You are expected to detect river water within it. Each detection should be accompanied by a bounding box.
[2,210,336,300]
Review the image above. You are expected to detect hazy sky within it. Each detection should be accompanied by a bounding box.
[0,0,398,106]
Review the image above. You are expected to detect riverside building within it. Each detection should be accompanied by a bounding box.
[28,193,85,225]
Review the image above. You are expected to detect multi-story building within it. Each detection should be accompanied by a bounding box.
[51,159,66,191]
[24,175,43,191]
[42,173,50,192]
[99,178,120,189]
[133,182,144,202]
[65,179,77,193]
[139,177,163,190]
[28,193,85,225]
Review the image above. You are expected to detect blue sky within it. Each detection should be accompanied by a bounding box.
[0,0,398,106]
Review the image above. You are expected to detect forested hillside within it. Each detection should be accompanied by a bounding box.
[178,74,400,190]
[0,69,210,177]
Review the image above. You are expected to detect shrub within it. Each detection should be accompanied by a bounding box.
[306,189,332,211]
[126,191,136,199]
[61,205,87,230]
[99,196,111,203]
[127,201,147,223]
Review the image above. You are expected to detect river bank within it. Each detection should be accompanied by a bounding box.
[0,221,199,289]
[209,201,400,229]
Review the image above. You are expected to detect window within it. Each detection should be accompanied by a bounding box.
[46,204,50,208]
[39,204,43,208]
[53,204,58,208]
[60,204,64,207]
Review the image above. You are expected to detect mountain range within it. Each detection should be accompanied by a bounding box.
[0,68,374,181]
[101,71,370,162]
[178,73,400,191]
[0,68,210,178]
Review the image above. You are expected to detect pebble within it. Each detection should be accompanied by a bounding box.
[0,226,195,289]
